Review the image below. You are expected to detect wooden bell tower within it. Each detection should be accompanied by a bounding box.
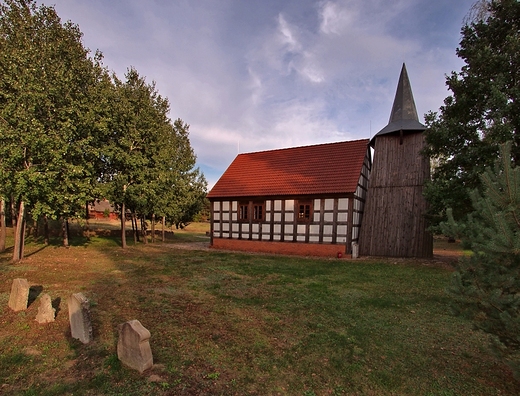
[359,64,433,258]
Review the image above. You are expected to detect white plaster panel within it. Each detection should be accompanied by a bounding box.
[285,200,294,211]
[273,235,281,241]
[338,198,349,210]
[297,235,306,241]
[324,199,334,210]
[232,224,239,232]
[232,213,237,221]
[323,236,332,243]
[242,224,249,233]
[314,199,320,210]
[313,213,320,222]
[337,236,347,243]
[214,212,220,221]
[274,224,281,233]
[337,225,348,236]
[265,213,271,221]
[232,201,237,210]
[274,200,282,210]
[213,201,220,211]
[252,224,259,233]
[222,213,229,221]
[214,223,220,231]
[324,213,334,222]
[263,224,271,234]
[222,232,229,238]
[232,233,239,238]
[323,225,333,235]
[337,213,348,222]
[222,201,230,211]
[309,225,319,235]
[309,236,320,242]
[284,225,293,234]
[252,234,259,240]
[222,223,229,231]
[274,213,282,222]
[266,201,271,210]
[297,224,306,234]
[285,213,294,222]
[352,228,359,239]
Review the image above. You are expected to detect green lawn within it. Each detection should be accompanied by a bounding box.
[0,230,517,395]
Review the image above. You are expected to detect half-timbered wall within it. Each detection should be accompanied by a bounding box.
[351,148,371,244]
[211,196,357,250]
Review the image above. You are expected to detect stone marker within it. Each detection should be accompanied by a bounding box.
[8,278,30,312]
[117,320,153,373]
[67,293,93,344]
[35,293,55,324]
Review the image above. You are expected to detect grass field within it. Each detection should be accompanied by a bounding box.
[0,223,518,395]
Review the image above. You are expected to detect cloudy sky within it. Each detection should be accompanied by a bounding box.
[45,0,475,189]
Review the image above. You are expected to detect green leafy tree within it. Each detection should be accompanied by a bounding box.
[103,68,173,248]
[442,142,520,379]
[424,0,520,228]
[0,0,108,258]
[154,119,207,229]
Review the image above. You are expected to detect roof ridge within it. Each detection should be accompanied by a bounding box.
[237,138,370,156]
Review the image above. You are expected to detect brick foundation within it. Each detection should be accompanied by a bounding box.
[211,238,347,258]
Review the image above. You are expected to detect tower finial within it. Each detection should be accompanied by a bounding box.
[374,63,425,138]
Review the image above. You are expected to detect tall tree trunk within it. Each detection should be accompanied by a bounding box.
[132,213,138,244]
[32,217,38,238]
[62,217,69,247]
[10,195,17,229]
[151,214,156,243]
[162,216,165,242]
[0,198,6,252]
[43,215,49,245]
[121,202,127,249]
[84,201,90,241]
[141,216,148,244]
[12,200,25,262]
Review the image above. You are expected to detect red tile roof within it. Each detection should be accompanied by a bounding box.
[207,139,370,198]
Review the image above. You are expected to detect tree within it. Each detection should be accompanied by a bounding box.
[153,119,207,230]
[0,0,108,258]
[103,68,174,248]
[423,0,520,228]
[103,69,207,247]
[442,142,520,379]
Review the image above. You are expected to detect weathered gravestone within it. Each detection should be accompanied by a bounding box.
[8,278,30,312]
[67,293,93,344]
[117,320,153,373]
[35,293,55,324]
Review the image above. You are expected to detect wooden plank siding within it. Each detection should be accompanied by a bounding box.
[359,133,432,258]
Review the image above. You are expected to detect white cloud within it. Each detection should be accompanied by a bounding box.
[319,1,357,35]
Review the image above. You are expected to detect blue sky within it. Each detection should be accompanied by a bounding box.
[45,0,475,188]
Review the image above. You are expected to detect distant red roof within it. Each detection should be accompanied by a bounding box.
[208,139,370,198]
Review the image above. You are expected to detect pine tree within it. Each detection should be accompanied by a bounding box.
[442,142,520,379]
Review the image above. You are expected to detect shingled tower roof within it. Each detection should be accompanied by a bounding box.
[374,63,425,139]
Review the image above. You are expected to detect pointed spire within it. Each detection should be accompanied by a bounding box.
[374,63,425,138]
